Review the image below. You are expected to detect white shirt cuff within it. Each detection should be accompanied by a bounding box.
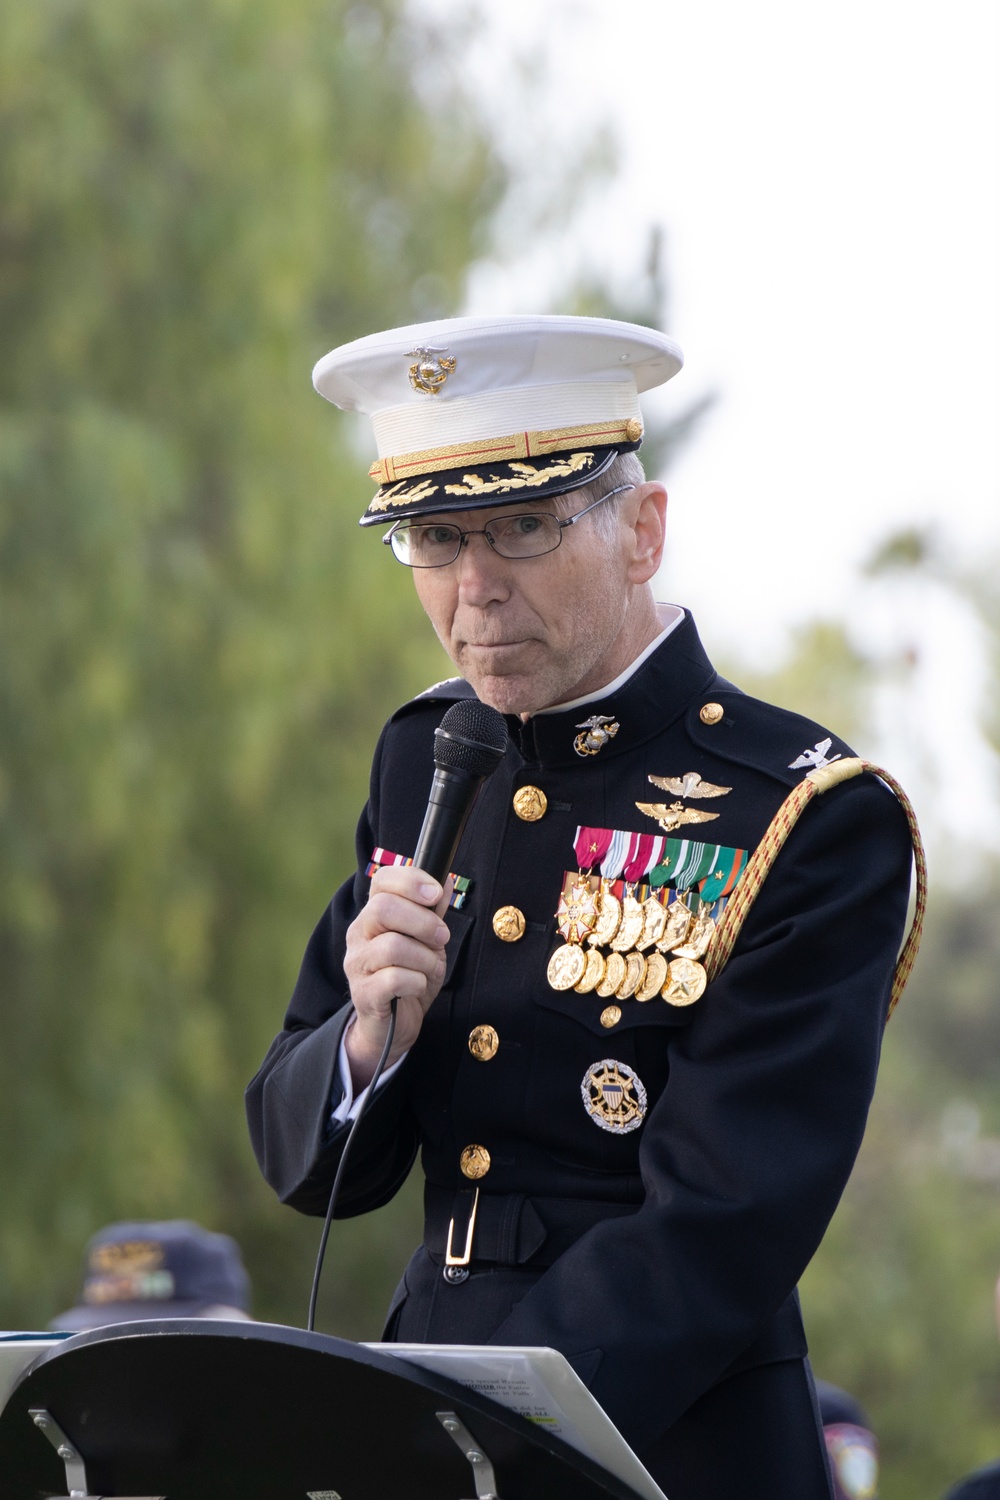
[331,1013,408,1126]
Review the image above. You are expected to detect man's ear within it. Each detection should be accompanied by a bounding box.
[626,482,667,583]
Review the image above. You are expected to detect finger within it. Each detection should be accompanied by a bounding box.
[370,864,442,906]
[434,874,455,919]
[360,891,450,947]
[355,930,448,983]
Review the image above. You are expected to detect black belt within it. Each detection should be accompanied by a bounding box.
[424,1183,639,1269]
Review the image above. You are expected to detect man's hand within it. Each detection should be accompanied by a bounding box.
[343,865,452,1089]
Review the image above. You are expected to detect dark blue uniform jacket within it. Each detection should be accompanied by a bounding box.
[246,611,912,1458]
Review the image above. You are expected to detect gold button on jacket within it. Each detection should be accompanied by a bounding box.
[468,1024,499,1061]
[460,1144,491,1179]
[513,785,548,821]
[492,905,525,942]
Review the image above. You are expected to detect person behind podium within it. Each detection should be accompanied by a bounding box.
[247,314,918,1499]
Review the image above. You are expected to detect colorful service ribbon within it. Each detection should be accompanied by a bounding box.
[366,847,471,909]
[574,826,748,899]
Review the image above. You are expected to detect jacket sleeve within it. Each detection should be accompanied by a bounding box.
[245,734,421,1217]
[488,772,913,1452]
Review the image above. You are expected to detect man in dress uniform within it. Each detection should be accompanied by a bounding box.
[247,315,917,1499]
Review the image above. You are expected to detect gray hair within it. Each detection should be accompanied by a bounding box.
[553,449,647,542]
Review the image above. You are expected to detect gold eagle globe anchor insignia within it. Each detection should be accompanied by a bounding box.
[574,715,620,757]
[407,346,457,395]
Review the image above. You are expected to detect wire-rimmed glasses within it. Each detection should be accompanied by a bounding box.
[383,484,632,568]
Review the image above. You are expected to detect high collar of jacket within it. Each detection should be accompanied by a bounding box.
[504,610,718,769]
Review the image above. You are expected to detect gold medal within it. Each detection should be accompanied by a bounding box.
[637,894,667,950]
[547,942,587,991]
[589,882,622,947]
[635,950,668,1001]
[596,950,627,997]
[662,957,707,1006]
[611,893,646,952]
[616,951,647,999]
[555,877,600,944]
[574,946,606,994]
[656,896,692,951]
[672,906,716,961]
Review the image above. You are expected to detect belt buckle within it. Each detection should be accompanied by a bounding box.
[445,1187,480,1267]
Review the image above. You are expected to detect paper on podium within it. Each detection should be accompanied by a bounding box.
[365,1342,667,1500]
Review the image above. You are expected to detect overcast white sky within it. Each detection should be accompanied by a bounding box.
[425,0,1000,855]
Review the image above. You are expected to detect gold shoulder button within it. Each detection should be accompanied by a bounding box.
[460,1144,491,1180]
[468,1024,499,1061]
[600,1004,622,1028]
[699,702,725,725]
[513,785,548,821]
[492,905,525,942]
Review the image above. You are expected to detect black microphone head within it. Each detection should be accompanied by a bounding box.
[434,699,507,777]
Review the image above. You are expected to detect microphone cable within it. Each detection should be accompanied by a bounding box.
[306,995,397,1333]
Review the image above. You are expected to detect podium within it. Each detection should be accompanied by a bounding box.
[0,1320,659,1499]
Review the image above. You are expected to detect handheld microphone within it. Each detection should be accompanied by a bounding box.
[412,699,509,885]
[307,697,507,1331]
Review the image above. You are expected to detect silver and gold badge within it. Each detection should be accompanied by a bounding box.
[581,1059,648,1134]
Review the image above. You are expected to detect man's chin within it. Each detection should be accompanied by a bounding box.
[460,666,547,717]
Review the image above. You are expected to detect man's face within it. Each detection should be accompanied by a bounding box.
[410,492,637,716]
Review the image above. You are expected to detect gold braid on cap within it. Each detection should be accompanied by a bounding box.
[368,417,644,486]
[703,758,926,1019]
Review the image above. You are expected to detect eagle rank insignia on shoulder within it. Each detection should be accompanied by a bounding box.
[789,737,842,772]
[581,1059,647,1134]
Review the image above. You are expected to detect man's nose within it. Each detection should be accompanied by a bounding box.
[455,531,512,604]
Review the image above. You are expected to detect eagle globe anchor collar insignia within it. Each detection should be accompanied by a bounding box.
[574,715,620,757]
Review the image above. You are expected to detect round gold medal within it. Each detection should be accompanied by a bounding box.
[656,897,693,952]
[616,951,647,999]
[611,895,646,952]
[574,946,606,994]
[635,950,668,1001]
[662,957,707,1006]
[590,886,622,947]
[638,895,667,951]
[596,950,626,998]
[547,943,587,991]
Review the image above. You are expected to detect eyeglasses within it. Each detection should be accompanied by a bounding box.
[383,484,633,568]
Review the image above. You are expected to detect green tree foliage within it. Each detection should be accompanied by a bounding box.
[0,0,508,1331]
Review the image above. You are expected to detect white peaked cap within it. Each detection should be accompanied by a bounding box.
[312,313,684,525]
